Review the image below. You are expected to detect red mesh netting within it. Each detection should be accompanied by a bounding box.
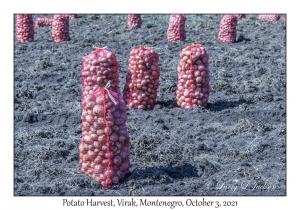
[176,44,210,109]
[51,15,70,42]
[123,46,160,109]
[167,14,186,42]
[79,86,130,189]
[16,14,34,43]
[81,48,120,99]
[258,15,281,22]
[128,14,142,28]
[218,14,238,43]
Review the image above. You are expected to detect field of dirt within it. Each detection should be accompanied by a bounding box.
[14,14,286,196]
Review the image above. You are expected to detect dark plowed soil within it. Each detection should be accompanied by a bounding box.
[14,14,286,196]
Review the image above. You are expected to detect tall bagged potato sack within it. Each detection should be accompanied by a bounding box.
[167,14,186,42]
[128,14,142,28]
[79,83,130,189]
[258,14,281,21]
[176,44,210,109]
[16,14,34,42]
[218,14,238,43]
[81,47,120,99]
[123,46,160,109]
[52,14,70,42]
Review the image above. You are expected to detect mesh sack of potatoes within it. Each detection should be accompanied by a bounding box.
[122,46,160,109]
[81,48,120,99]
[35,18,53,29]
[167,14,186,42]
[258,14,280,21]
[218,14,238,43]
[128,14,142,28]
[51,14,70,42]
[79,84,130,189]
[16,14,34,42]
[176,44,210,109]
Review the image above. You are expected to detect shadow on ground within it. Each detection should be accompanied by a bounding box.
[207,98,252,111]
